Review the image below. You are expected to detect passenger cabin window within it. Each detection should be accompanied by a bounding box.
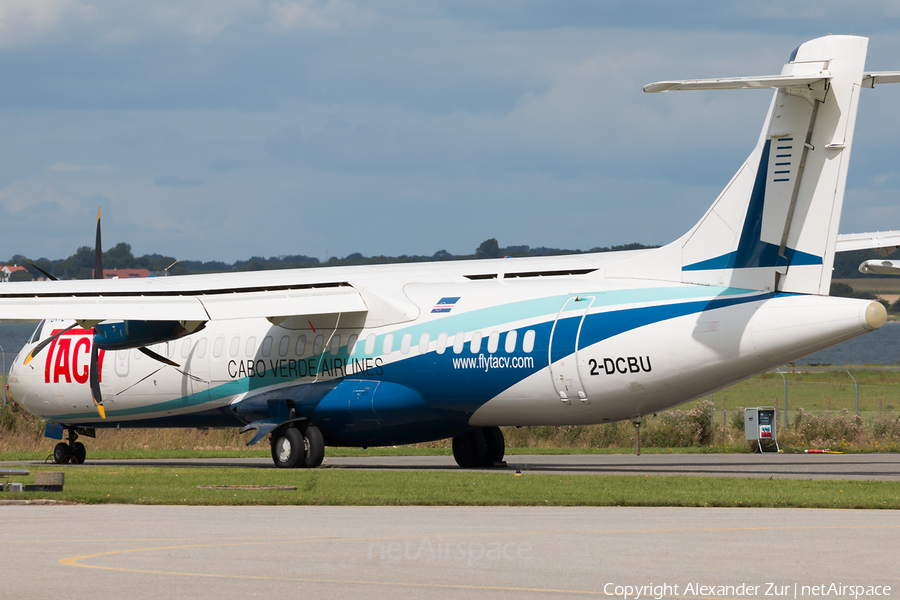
[347,334,359,355]
[400,333,411,355]
[382,334,394,355]
[436,332,447,354]
[295,335,307,356]
[196,337,208,358]
[181,339,192,358]
[470,332,482,354]
[418,332,430,354]
[278,336,289,357]
[261,336,273,357]
[229,337,240,357]
[487,331,499,354]
[365,334,376,355]
[523,330,536,353]
[213,336,225,358]
[329,334,341,355]
[505,330,517,353]
[167,341,176,358]
[313,335,324,356]
[453,332,465,354]
[245,336,256,357]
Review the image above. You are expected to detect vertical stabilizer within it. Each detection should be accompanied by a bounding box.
[608,35,869,295]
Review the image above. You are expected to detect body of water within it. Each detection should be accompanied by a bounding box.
[2,320,900,371]
[0,321,37,365]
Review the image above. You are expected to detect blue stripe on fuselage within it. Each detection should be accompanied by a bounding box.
[51,288,776,431]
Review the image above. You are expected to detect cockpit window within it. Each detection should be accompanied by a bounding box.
[29,321,45,344]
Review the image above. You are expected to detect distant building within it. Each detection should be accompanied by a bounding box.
[1,265,31,282]
[103,268,151,279]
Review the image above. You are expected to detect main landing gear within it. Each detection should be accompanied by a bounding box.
[53,428,88,464]
[451,426,505,468]
[270,423,325,469]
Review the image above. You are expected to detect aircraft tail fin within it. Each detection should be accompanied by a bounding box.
[609,35,874,295]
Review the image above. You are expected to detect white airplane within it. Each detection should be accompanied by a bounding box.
[3,35,900,469]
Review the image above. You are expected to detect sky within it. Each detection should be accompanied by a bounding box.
[1,1,900,263]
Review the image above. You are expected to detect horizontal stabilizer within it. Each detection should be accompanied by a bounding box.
[643,73,830,93]
[862,72,900,88]
[836,231,900,256]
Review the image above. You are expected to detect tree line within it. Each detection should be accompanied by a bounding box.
[5,239,658,280]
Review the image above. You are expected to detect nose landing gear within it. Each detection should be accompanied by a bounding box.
[53,428,88,464]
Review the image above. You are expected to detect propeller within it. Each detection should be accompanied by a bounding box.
[137,346,180,367]
[23,323,77,365]
[22,258,58,282]
[23,206,182,420]
[89,207,106,419]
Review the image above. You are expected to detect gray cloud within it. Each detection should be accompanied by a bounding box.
[0,2,898,262]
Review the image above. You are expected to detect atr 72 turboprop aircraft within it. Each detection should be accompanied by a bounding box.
[4,35,900,468]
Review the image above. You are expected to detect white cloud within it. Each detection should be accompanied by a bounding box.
[1,4,899,262]
[265,0,374,34]
[0,0,95,49]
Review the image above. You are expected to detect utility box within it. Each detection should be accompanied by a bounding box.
[744,406,778,452]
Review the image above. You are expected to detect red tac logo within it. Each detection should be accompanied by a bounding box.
[43,328,106,385]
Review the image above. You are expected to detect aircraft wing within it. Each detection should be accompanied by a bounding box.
[0,274,368,322]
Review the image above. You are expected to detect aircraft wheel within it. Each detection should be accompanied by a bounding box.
[270,427,306,469]
[482,426,505,464]
[72,442,87,465]
[53,443,71,465]
[300,424,325,469]
[452,430,487,468]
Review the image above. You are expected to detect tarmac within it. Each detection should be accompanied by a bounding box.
[1,505,898,599]
[5,452,900,480]
[2,454,899,598]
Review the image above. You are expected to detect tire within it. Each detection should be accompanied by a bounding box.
[270,427,306,469]
[482,426,505,465]
[452,430,487,468]
[300,424,325,469]
[72,442,87,465]
[53,443,71,465]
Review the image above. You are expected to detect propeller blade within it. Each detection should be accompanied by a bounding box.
[89,206,106,418]
[23,258,58,282]
[24,323,77,365]
[93,206,103,280]
[89,342,106,419]
[137,346,180,367]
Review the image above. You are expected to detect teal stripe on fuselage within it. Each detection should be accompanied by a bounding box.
[51,285,767,422]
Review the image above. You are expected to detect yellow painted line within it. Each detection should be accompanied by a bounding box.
[29,521,900,545]
[56,523,900,596]
[57,544,761,598]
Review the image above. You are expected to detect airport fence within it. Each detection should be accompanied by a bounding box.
[699,369,900,429]
[1,345,6,409]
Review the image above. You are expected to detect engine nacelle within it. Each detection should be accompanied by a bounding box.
[93,320,206,350]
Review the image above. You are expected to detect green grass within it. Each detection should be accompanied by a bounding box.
[1,466,897,508]
[834,278,900,294]
[0,446,751,463]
